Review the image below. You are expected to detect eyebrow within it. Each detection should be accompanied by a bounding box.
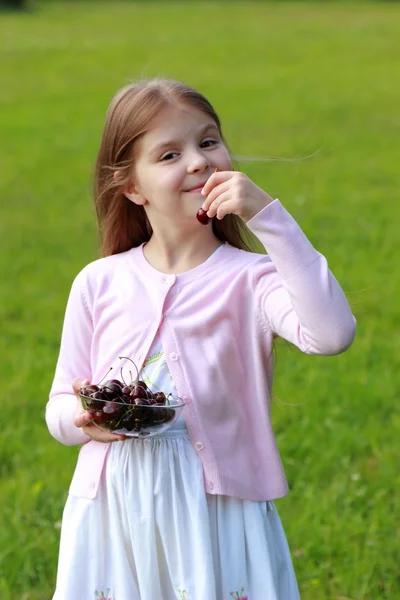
[150,123,219,156]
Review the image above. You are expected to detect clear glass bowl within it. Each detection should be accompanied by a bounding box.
[79,393,185,438]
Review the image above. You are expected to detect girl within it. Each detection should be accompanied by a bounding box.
[46,78,356,600]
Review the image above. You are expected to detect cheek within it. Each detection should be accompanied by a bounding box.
[139,170,183,207]
[139,168,177,197]
[156,168,183,192]
[218,147,233,171]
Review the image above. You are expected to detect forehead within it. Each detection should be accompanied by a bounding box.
[140,103,218,147]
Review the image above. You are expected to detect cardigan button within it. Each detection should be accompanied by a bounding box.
[195,442,204,451]
[206,480,214,491]
[163,275,175,284]
[182,394,190,404]
[170,352,179,361]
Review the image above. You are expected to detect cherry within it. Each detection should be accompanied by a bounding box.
[103,383,123,399]
[107,379,123,387]
[103,401,122,417]
[196,208,211,225]
[152,407,173,424]
[91,410,109,425]
[121,393,133,405]
[118,413,135,431]
[83,390,107,410]
[134,398,150,406]
[81,384,99,395]
[133,384,148,398]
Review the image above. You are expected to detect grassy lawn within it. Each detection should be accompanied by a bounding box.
[0,1,399,598]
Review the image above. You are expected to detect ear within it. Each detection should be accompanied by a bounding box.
[114,170,147,206]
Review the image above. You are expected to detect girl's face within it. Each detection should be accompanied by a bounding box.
[128,103,232,227]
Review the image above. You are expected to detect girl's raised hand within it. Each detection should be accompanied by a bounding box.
[72,378,127,443]
[201,171,274,222]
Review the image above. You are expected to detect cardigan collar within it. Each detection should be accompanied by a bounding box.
[127,242,230,284]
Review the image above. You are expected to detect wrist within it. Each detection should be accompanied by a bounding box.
[241,190,274,222]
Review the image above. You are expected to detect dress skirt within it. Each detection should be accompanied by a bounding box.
[53,419,300,600]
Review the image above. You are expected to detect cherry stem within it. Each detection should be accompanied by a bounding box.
[97,366,113,386]
[120,367,127,386]
[118,356,139,385]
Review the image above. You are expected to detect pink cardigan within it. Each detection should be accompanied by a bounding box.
[46,200,356,501]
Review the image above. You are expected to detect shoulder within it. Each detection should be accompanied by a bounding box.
[213,245,280,298]
[77,248,135,278]
[71,248,135,296]
[222,244,275,275]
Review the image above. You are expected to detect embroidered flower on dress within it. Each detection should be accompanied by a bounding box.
[94,589,115,600]
[230,588,248,600]
[177,586,247,599]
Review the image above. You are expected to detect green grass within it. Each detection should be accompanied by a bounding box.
[0,2,399,599]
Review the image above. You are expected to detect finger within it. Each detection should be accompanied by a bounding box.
[201,170,234,198]
[201,180,231,212]
[216,198,241,220]
[82,423,127,443]
[74,410,93,428]
[206,191,232,219]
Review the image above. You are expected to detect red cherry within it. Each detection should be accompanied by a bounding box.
[135,398,150,406]
[154,392,167,405]
[91,410,109,425]
[81,384,99,395]
[196,208,211,225]
[134,384,148,398]
[102,383,123,399]
[103,401,122,416]
[105,379,123,388]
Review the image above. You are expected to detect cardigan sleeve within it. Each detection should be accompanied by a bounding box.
[247,199,356,355]
[46,269,93,446]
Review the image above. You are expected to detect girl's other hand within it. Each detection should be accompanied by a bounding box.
[72,378,127,443]
[201,171,274,222]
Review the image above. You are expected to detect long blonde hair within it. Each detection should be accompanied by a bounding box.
[94,78,261,256]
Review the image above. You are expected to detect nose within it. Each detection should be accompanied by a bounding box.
[186,149,210,173]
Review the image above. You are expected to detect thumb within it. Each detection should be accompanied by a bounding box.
[72,378,90,396]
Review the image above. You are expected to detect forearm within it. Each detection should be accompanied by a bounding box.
[46,393,91,446]
[249,200,356,355]
[266,253,356,355]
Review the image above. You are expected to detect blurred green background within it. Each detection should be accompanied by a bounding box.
[0,1,399,599]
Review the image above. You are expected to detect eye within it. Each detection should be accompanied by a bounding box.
[160,152,179,161]
[200,139,218,148]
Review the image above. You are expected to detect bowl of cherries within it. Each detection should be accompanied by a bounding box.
[78,357,185,438]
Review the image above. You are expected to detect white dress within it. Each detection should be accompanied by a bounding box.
[53,337,300,600]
